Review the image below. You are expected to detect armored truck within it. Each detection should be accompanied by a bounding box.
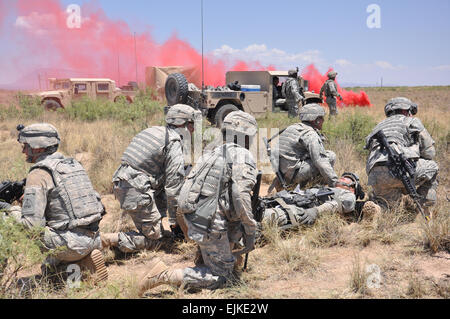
[165,70,322,126]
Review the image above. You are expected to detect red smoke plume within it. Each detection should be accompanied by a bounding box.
[302,64,371,107]
[2,0,370,107]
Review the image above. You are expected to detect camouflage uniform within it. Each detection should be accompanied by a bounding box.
[261,186,356,229]
[320,71,341,117]
[365,98,439,208]
[274,123,337,188]
[112,127,186,253]
[284,75,303,118]
[111,104,200,253]
[138,111,258,294]
[9,124,104,269]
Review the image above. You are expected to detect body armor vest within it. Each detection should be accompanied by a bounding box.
[121,126,181,178]
[366,115,415,150]
[30,153,103,231]
[278,123,318,167]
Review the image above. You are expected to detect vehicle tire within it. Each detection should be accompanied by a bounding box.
[165,73,188,106]
[214,104,239,128]
[43,99,62,111]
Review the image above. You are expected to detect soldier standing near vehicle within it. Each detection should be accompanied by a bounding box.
[261,173,381,230]
[269,104,338,193]
[320,71,343,118]
[365,97,439,216]
[4,123,107,281]
[137,111,258,295]
[284,69,304,118]
[101,104,201,253]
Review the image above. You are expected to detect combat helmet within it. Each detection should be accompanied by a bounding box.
[221,110,257,137]
[299,103,326,122]
[288,69,298,78]
[17,123,60,149]
[166,104,199,126]
[327,71,337,79]
[384,97,418,117]
[336,172,365,200]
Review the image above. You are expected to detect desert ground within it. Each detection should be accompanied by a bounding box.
[0,86,448,299]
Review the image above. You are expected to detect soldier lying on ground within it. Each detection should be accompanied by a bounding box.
[260,173,381,233]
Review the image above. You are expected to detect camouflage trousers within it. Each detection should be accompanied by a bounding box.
[326,96,338,116]
[277,150,336,188]
[113,177,164,253]
[286,99,299,118]
[368,159,439,207]
[181,221,244,290]
[42,226,102,268]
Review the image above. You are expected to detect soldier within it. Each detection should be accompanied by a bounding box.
[261,173,381,231]
[4,123,107,281]
[283,69,304,118]
[365,97,439,215]
[101,104,201,253]
[137,111,258,295]
[269,104,338,192]
[320,71,343,118]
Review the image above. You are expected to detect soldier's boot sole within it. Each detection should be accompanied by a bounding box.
[79,249,108,284]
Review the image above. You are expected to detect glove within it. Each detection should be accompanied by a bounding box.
[232,232,256,258]
[338,95,343,101]
[0,201,11,211]
[299,208,318,225]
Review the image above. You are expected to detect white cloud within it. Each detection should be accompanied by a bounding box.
[431,65,450,71]
[375,61,396,70]
[211,44,325,69]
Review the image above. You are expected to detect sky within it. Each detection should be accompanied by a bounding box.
[0,0,449,87]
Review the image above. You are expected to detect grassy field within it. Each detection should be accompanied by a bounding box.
[0,86,448,299]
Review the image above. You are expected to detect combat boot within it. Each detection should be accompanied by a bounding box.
[100,233,119,249]
[77,249,108,284]
[138,258,183,296]
[361,201,382,221]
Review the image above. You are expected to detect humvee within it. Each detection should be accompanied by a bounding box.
[165,70,322,126]
[37,78,138,110]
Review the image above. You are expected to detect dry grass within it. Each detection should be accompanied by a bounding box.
[0,86,449,299]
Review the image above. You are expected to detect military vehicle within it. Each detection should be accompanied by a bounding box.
[36,78,138,110]
[165,70,322,126]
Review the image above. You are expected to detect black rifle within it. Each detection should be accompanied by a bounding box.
[243,170,262,271]
[0,179,26,205]
[371,130,428,220]
[263,188,335,210]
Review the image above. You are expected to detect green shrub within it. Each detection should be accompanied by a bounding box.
[0,214,48,297]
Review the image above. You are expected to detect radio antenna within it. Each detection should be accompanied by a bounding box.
[201,0,205,97]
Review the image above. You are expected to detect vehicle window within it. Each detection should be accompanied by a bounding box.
[62,82,70,89]
[97,83,109,92]
[54,83,61,90]
[75,83,87,92]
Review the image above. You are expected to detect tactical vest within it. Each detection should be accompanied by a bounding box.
[121,126,181,178]
[283,78,296,100]
[324,80,335,97]
[30,153,104,231]
[278,123,318,165]
[179,144,255,232]
[366,115,416,150]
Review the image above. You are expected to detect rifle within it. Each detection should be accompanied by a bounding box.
[264,188,335,210]
[263,136,288,191]
[0,179,26,205]
[370,130,428,220]
[243,170,262,271]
